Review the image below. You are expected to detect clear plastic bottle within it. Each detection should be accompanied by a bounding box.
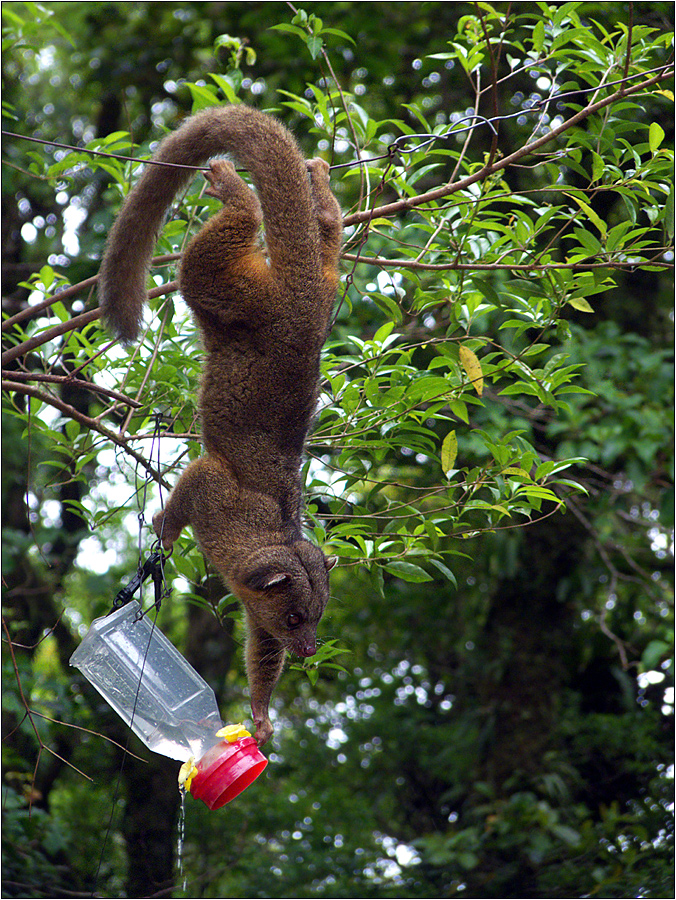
[70,601,267,809]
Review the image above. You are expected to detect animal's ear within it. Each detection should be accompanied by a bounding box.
[245,569,290,592]
[326,556,338,571]
[263,573,290,589]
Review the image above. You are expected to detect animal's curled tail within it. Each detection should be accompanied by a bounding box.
[98,104,316,343]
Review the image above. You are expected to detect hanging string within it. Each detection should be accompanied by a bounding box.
[93,412,172,891]
[134,412,172,613]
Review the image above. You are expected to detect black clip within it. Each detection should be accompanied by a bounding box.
[112,549,171,613]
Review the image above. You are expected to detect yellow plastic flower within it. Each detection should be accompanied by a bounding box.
[216,723,251,743]
[178,756,198,792]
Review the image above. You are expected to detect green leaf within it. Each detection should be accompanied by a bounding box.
[269,23,307,38]
[640,640,670,672]
[471,277,500,306]
[427,557,457,587]
[383,561,433,583]
[309,640,351,663]
[208,73,241,104]
[564,192,607,238]
[649,121,665,154]
[532,19,546,52]
[373,321,396,344]
[568,297,594,313]
[318,27,356,46]
[39,264,55,289]
[449,400,469,424]
[184,82,220,111]
[307,35,323,59]
[591,151,605,184]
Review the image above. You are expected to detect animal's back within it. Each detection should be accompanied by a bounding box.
[198,326,323,470]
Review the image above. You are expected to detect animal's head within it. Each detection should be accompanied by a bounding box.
[232,541,336,657]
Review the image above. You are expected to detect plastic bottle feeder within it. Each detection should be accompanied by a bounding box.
[70,601,267,809]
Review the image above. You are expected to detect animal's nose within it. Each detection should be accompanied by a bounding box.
[296,638,316,658]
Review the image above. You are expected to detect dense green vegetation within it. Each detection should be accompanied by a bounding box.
[2,2,673,897]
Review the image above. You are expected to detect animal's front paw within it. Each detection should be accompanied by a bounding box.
[253,715,274,748]
[204,159,238,199]
[204,160,262,219]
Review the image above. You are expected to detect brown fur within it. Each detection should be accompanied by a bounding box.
[98,105,342,745]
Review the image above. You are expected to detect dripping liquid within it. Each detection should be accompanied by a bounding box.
[177,787,187,894]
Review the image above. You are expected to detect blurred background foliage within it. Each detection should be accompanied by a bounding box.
[2,2,674,897]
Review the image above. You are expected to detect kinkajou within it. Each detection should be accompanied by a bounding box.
[98,104,342,745]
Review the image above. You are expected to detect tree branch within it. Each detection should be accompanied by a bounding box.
[1,280,178,367]
[2,369,143,409]
[1,255,180,332]
[2,379,169,488]
[340,253,674,272]
[342,65,674,227]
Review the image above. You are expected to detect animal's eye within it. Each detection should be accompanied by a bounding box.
[287,613,302,628]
